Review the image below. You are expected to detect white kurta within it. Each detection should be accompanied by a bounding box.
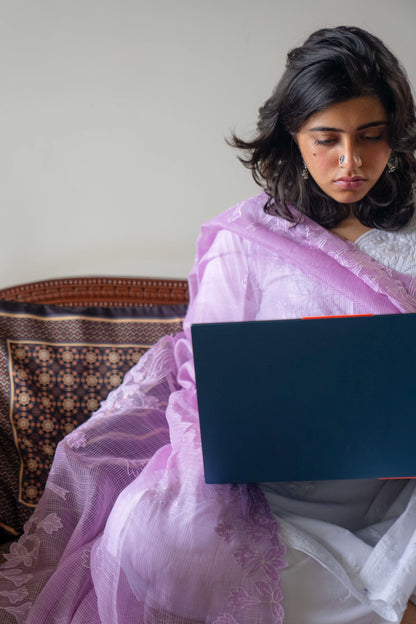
[260,221,416,624]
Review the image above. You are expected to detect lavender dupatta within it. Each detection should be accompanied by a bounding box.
[1,193,416,624]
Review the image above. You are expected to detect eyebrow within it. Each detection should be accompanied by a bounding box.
[308,121,389,132]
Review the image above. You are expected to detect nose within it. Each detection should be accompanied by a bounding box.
[340,138,362,169]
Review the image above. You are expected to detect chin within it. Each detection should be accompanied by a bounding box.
[330,191,368,204]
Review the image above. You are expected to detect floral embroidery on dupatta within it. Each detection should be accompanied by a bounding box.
[214,486,286,623]
[0,511,62,619]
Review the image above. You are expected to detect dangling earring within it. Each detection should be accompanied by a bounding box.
[301,160,309,180]
[387,153,399,173]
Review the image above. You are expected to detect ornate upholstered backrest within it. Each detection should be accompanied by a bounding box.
[0,276,189,542]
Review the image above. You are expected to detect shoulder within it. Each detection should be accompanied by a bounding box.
[196,192,329,258]
[199,192,268,235]
[191,193,268,262]
[197,191,298,247]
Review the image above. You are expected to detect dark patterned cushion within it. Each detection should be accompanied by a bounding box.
[0,299,186,541]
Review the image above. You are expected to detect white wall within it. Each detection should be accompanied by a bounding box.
[1,0,415,288]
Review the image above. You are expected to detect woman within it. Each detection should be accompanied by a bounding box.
[1,25,416,624]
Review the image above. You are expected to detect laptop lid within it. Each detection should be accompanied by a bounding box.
[191,314,416,483]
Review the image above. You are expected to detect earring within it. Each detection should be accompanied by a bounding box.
[301,160,309,180]
[387,153,399,173]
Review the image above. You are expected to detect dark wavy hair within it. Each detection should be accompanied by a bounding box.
[229,26,416,230]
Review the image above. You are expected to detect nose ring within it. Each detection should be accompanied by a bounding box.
[339,154,345,168]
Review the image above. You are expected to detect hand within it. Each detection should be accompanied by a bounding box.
[402,602,416,623]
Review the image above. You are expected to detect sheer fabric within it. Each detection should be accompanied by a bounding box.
[1,193,416,623]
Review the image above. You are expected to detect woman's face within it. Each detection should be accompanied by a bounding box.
[296,96,392,204]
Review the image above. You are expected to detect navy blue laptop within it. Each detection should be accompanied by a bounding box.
[191,314,416,483]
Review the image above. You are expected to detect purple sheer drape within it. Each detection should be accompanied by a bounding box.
[1,193,416,623]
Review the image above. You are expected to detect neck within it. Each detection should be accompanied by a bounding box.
[329,213,372,243]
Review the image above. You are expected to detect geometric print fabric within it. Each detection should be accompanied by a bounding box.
[0,303,186,539]
[9,340,147,506]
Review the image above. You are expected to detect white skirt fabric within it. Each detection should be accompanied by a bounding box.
[261,479,416,623]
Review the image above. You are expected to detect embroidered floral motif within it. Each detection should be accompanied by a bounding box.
[256,580,283,609]
[234,545,285,581]
[3,601,32,623]
[98,336,177,416]
[46,481,69,500]
[0,588,28,604]
[215,487,286,623]
[66,428,87,449]
[0,511,63,615]
[37,513,63,535]
[0,569,32,588]
[225,587,261,609]
[3,542,36,569]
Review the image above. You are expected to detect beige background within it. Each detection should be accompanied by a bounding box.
[1,0,415,288]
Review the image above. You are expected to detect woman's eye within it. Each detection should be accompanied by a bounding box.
[314,138,336,146]
[361,134,383,142]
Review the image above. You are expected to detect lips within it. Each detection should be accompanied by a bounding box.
[334,176,367,189]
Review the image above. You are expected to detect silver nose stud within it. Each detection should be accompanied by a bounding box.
[339,154,345,167]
